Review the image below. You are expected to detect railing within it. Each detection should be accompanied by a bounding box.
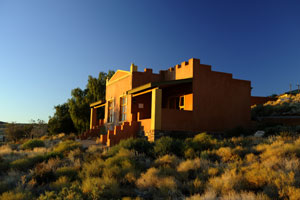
[99,121,140,147]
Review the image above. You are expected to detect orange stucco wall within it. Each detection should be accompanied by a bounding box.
[132,69,162,88]
[192,59,251,131]
[251,96,276,106]
[105,72,132,130]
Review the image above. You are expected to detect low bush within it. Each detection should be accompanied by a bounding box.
[136,167,177,197]
[105,138,154,158]
[38,182,84,200]
[0,190,33,200]
[81,177,120,199]
[49,176,70,191]
[31,162,56,185]
[21,139,45,150]
[55,166,78,180]
[154,136,184,157]
[10,155,44,171]
[185,132,219,154]
[80,158,105,178]
[154,154,179,169]
[53,140,81,154]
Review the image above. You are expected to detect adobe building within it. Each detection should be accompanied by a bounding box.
[86,58,252,146]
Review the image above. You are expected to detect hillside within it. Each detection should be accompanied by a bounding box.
[252,93,300,118]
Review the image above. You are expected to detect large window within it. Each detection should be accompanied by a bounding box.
[108,100,114,123]
[120,96,127,121]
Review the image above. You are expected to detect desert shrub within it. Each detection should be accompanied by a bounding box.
[177,158,211,181]
[0,190,33,200]
[45,151,63,160]
[106,138,154,158]
[186,190,217,200]
[81,177,120,199]
[39,182,84,200]
[37,191,57,200]
[55,166,78,180]
[185,133,219,154]
[21,139,45,150]
[208,167,219,177]
[216,147,237,162]
[177,158,202,173]
[49,176,70,191]
[31,162,56,185]
[86,144,103,153]
[53,140,81,154]
[136,167,177,198]
[10,155,44,171]
[119,138,154,156]
[220,191,270,200]
[102,149,139,183]
[184,148,196,159]
[200,150,220,162]
[154,154,180,169]
[154,136,184,157]
[80,158,105,178]
[208,169,248,195]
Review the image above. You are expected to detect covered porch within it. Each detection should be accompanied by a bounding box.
[89,100,106,130]
[128,78,194,141]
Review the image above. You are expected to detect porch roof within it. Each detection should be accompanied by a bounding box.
[90,100,106,108]
[127,78,192,95]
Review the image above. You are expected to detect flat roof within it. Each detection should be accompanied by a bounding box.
[127,78,192,95]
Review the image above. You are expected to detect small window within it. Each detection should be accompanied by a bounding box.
[179,96,184,110]
[169,95,185,110]
[108,100,114,123]
[120,96,127,121]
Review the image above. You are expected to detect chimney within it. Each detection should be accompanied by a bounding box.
[130,63,138,72]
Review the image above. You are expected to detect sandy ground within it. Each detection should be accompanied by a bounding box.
[77,139,106,149]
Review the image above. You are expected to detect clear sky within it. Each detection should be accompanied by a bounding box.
[1,0,300,123]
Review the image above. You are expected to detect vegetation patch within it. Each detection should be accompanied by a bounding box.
[21,139,45,150]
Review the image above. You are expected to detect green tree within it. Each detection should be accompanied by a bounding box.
[68,71,114,134]
[68,88,90,133]
[48,103,75,135]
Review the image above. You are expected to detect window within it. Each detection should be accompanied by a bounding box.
[169,95,185,110]
[108,100,114,123]
[120,96,127,121]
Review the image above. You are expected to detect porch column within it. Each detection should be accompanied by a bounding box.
[151,88,162,130]
[90,108,97,129]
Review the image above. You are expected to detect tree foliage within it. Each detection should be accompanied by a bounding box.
[48,103,76,135]
[68,71,114,133]
[48,71,114,134]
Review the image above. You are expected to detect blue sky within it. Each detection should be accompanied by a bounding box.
[0,0,300,123]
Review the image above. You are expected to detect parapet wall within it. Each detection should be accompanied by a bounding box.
[132,58,205,87]
[160,58,202,81]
